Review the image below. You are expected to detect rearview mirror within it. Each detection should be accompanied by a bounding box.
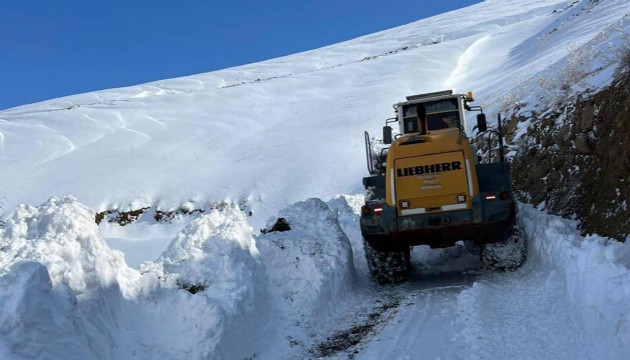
[477,114,488,133]
[383,126,393,144]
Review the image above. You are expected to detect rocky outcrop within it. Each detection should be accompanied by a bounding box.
[507,71,630,240]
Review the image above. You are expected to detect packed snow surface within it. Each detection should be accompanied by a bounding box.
[2,0,630,359]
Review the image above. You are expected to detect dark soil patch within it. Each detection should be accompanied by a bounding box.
[260,218,291,234]
[179,281,208,295]
[310,299,400,358]
[95,207,150,226]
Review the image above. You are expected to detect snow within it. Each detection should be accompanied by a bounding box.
[0,196,356,359]
[5,0,627,228]
[2,195,630,359]
[522,204,630,359]
[257,198,354,318]
[2,0,630,358]
[352,204,630,360]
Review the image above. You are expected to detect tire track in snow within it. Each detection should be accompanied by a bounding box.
[349,249,591,360]
[350,251,482,360]
[310,296,402,358]
[294,198,483,360]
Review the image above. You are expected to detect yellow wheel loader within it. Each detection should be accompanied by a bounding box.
[361,90,526,283]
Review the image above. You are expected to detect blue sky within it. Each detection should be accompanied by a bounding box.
[0,0,481,110]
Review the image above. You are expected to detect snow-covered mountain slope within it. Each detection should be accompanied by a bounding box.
[2,0,629,228]
[2,0,630,359]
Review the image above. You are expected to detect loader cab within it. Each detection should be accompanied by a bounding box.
[395,90,470,136]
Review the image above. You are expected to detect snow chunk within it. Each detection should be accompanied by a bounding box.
[257,198,355,318]
[327,194,365,261]
[144,203,269,359]
[0,196,137,296]
[0,196,142,358]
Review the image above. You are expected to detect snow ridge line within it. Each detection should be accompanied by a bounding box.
[0,44,421,118]
[218,44,419,89]
[15,43,426,115]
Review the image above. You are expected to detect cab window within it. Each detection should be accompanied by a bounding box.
[403,118,418,133]
[401,99,461,134]
[425,99,460,131]
[427,112,458,130]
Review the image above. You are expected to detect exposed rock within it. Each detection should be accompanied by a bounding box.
[95,207,150,226]
[574,134,593,154]
[154,208,205,223]
[504,71,630,240]
[578,102,595,131]
[95,200,252,226]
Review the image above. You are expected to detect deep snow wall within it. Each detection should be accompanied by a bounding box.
[520,204,630,358]
[0,197,269,359]
[0,196,356,360]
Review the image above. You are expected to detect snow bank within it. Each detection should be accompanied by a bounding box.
[142,204,269,359]
[0,196,140,359]
[257,198,355,319]
[0,196,358,359]
[0,198,271,359]
[520,204,630,358]
[0,261,93,359]
[449,205,630,359]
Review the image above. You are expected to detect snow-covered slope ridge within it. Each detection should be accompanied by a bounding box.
[2,0,629,227]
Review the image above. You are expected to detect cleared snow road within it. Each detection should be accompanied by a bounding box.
[348,261,588,360]
[303,204,593,360]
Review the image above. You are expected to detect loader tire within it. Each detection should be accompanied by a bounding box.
[481,222,527,271]
[363,237,411,284]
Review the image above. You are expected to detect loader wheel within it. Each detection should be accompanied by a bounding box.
[481,223,527,271]
[363,237,411,284]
